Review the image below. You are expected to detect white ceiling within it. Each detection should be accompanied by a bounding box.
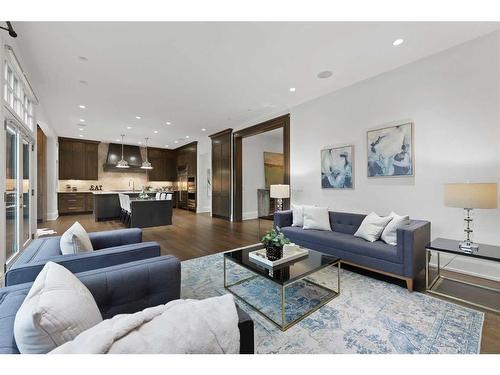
[12,22,500,148]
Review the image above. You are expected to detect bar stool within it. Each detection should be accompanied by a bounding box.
[155,192,161,200]
[160,193,167,200]
[166,193,173,201]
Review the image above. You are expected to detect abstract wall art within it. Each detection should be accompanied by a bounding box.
[367,122,414,177]
[321,145,354,189]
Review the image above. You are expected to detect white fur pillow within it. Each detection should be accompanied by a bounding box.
[60,221,93,255]
[381,212,410,246]
[354,212,393,242]
[303,206,331,231]
[14,262,103,354]
[292,204,304,227]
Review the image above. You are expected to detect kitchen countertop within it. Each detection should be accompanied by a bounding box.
[59,190,178,195]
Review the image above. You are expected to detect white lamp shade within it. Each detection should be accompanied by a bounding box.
[444,183,498,209]
[270,184,290,199]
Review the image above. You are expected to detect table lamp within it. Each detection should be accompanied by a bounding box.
[270,184,290,212]
[444,182,498,252]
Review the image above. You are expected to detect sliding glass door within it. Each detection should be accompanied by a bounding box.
[5,125,18,261]
[4,120,34,265]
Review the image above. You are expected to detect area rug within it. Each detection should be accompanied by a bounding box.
[181,251,484,354]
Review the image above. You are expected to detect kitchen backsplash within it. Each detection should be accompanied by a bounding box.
[58,142,176,192]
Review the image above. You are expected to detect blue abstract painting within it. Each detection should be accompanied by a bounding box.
[367,122,413,177]
[321,145,354,188]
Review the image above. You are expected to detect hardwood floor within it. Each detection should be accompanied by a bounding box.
[39,210,499,353]
[40,209,274,261]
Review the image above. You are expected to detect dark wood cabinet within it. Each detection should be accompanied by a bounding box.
[58,137,100,180]
[210,129,232,220]
[147,147,177,181]
[58,192,94,214]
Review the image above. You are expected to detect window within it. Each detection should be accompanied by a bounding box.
[3,49,35,130]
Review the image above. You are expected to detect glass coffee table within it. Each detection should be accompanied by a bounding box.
[224,244,340,331]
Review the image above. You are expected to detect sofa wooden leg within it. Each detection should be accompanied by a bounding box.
[406,279,414,292]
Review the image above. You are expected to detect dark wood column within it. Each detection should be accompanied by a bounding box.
[209,129,232,220]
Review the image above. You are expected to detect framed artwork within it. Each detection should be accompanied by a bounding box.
[321,145,354,189]
[264,152,284,188]
[367,122,414,177]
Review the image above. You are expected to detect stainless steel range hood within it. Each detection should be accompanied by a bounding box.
[103,143,145,172]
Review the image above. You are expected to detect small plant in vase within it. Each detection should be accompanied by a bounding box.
[261,227,290,261]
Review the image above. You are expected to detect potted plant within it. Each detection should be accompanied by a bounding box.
[261,227,290,261]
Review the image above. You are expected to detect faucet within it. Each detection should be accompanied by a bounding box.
[128,178,135,191]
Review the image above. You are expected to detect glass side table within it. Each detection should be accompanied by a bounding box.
[426,238,500,313]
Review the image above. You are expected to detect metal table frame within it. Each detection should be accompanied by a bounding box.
[224,255,340,331]
[425,248,500,313]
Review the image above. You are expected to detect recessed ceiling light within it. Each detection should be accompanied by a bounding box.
[165,145,169,148]
[116,139,121,142]
[78,128,84,131]
[78,56,88,62]
[289,87,296,92]
[138,142,142,145]
[126,126,132,129]
[317,70,333,79]
[135,116,141,120]
[79,119,85,122]
[79,105,86,109]
[154,130,158,134]
[166,122,171,125]
[174,140,179,144]
[185,136,190,139]
[393,38,404,46]
[79,134,84,137]
[201,128,207,132]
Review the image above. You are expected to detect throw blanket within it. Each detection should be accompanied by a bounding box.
[50,294,240,354]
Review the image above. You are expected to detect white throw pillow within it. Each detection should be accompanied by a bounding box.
[60,221,93,255]
[291,204,304,227]
[381,211,410,246]
[14,262,103,354]
[303,206,331,231]
[354,212,393,242]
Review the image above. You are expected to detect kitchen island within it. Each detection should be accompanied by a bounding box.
[129,198,173,228]
[93,191,173,228]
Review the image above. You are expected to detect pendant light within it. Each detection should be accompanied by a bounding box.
[116,134,129,168]
[141,137,153,170]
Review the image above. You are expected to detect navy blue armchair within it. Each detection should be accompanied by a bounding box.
[5,228,161,286]
[0,256,181,354]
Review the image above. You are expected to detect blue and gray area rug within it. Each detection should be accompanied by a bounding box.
[181,252,483,354]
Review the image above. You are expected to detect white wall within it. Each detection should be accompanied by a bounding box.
[289,31,500,278]
[242,129,283,220]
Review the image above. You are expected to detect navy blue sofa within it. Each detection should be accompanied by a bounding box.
[275,210,431,291]
[5,228,161,286]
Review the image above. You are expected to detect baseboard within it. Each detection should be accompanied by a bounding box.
[242,211,258,220]
[47,211,59,221]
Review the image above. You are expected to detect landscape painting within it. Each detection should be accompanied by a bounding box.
[264,152,284,188]
[321,145,354,189]
[367,122,413,177]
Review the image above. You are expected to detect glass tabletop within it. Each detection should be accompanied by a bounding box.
[224,244,340,285]
[427,237,500,262]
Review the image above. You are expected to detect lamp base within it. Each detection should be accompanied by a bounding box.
[459,241,479,254]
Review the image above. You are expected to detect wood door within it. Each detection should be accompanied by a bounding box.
[210,129,232,220]
[37,126,47,222]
